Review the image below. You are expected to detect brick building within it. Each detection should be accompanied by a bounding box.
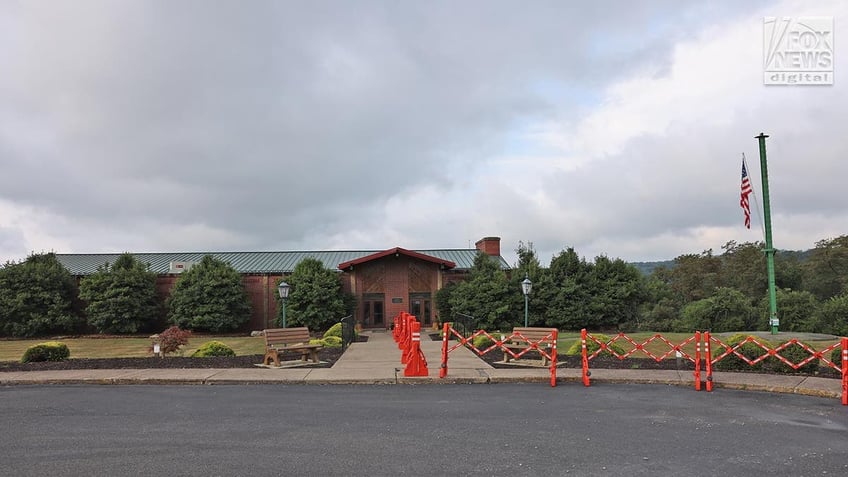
[56,237,508,331]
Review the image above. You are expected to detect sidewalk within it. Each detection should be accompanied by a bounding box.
[0,331,844,401]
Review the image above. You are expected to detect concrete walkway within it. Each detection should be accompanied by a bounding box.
[0,330,844,402]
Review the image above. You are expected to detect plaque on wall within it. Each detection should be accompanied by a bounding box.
[392,297,403,304]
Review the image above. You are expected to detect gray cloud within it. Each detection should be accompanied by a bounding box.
[4,0,828,266]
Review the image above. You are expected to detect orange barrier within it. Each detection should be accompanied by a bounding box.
[399,313,416,362]
[403,320,429,377]
[842,337,847,406]
[706,332,847,405]
[392,314,402,342]
[581,330,702,390]
[440,324,557,387]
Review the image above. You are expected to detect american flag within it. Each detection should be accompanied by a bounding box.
[740,160,752,229]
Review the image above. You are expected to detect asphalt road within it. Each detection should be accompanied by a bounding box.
[2,383,847,476]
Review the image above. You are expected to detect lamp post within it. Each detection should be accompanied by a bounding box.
[278,281,290,328]
[521,276,532,327]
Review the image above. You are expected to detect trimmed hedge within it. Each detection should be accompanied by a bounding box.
[712,335,824,374]
[711,334,769,371]
[771,340,819,374]
[190,340,235,358]
[323,322,358,341]
[310,336,342,348]
[21,341,70,363]
[472,334,495,350]
[564,333,627,356]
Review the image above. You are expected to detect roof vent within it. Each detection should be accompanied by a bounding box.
[169,261,196,274]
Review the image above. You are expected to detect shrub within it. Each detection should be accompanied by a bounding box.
[21,341,70,363]
[190,340,235,358]
[153,326,191,355]
[564,333,627,356]
[711,334,770,371]
[323,323,343,339]
[770,340,819,374]
[830,347,845,369]
[322,336,342,348]
[472,334,495,350]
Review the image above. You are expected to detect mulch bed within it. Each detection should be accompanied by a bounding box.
[0,347,349,372]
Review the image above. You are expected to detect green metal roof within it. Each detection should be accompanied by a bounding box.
[56,249,509,276]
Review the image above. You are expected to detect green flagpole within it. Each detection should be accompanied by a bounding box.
[756,133,779,335]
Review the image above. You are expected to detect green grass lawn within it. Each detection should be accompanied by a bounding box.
[563,331,841,358]
[473,329,841,359]
[0,335,266,362]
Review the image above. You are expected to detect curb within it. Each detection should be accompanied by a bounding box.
[2,372,843,401]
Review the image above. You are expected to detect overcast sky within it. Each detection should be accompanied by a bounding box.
[2,0,846,267]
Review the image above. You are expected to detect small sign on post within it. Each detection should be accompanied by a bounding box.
[150,334,163,358]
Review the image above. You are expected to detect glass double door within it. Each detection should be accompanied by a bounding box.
[409,293,432,326]
[362,294,384,328]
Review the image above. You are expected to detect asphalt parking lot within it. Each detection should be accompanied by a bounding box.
[2,383,846,476]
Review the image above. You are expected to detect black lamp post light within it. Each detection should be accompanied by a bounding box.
[521,276,532,327]
[278,281,290,328]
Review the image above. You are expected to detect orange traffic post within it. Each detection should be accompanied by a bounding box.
[404,321,429,377]
[705,331,713,392]
[694,331,702,391]
[396,313,406,349]
[549,329,558,387]
[440,322,450,378]
[581,329,590,387]
[841,337,847,406]
[401,314,416,364]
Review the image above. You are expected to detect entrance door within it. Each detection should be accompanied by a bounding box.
[409,293,432,326]
[362,294,385,328]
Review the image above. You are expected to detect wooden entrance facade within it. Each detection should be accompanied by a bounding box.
[339,248,455,329]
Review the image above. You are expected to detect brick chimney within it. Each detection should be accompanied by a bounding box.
[475,237,501,257]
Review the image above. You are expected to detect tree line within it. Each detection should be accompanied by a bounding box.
[0,253,349,337]
[437,236,848,335]
[1,235,846,337]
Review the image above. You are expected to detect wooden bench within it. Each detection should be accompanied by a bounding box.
[262,327,323,366]
[502,327,557,366]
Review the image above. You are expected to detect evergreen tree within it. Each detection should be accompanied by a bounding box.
[586,255,645,329]
[167,255,251,332]
[544,247,593,330]
[282,257,348,331]
[435,280,457,325]
[448,252,512,330]
[79,253,160,333]
[0,253,79,337]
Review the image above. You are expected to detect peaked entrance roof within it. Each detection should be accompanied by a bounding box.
[337,247,457,271]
